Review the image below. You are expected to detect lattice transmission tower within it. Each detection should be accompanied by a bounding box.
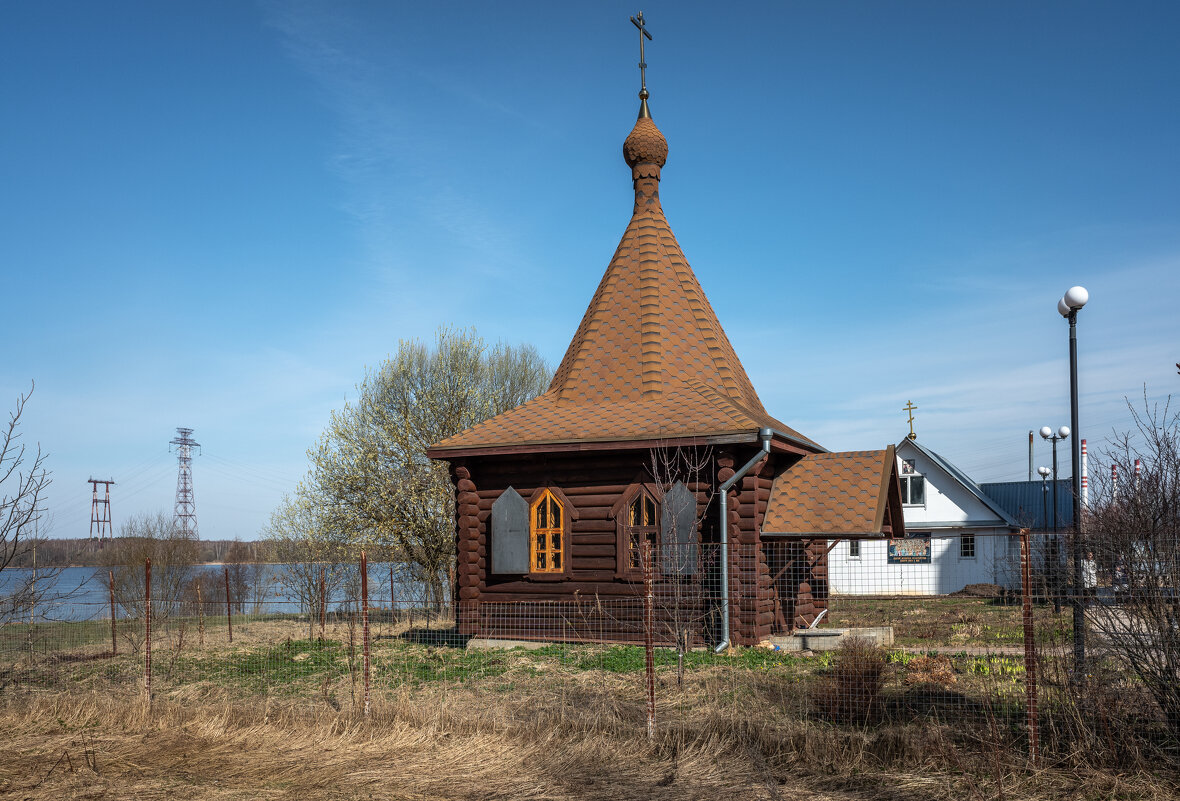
[169,427,201,539]
[87,478,115,541]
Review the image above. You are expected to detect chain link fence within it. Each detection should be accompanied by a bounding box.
[2,532,1177,775]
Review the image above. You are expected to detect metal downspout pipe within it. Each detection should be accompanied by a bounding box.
[714,427,773,654]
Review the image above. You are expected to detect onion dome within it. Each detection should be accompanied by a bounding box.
[623,101,668,170]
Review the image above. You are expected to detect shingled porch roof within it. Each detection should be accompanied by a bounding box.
[761,446,905,538]
[428,108,819,458]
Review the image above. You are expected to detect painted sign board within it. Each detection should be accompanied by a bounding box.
[888,533,931,564]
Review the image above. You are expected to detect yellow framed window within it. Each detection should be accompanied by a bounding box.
[530,489,564,573]
[626,492,659,571]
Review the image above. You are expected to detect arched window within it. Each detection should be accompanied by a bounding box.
[619,488,659,575]
[530,489,564,573]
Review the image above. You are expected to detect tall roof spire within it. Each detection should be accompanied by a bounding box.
[425,13,823,457]
[630,12,653,119]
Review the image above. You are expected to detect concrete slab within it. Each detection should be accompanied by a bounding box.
[466,638,550,651]
[767,626,894,652]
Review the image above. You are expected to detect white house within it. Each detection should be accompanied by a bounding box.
[829,438,1021,596]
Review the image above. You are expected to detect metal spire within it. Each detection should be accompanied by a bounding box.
[630,11,653,118]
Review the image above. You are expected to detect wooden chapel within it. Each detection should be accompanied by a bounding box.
[426,23,904,648]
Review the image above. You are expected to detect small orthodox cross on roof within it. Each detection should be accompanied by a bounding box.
[903,400,918,440]
[630,12,653,98]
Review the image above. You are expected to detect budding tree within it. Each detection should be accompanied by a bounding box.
[304,327,551,609]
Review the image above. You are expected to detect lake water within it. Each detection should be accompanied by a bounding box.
[0,563,431,622]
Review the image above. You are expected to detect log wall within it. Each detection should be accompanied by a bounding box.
[448,444,827,645]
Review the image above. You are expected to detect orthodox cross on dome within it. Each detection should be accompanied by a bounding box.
[903,400,918,440]
[630,12,653,103]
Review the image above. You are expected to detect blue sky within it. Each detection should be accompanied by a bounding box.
[3,1,1178,541]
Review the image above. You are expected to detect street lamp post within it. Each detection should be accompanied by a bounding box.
[1040,427,1069,614]
[1059,285,1089,677]
[1037,465,1052,532]
[1040,426,1069,535]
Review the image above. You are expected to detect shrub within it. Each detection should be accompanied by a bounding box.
[811,636,888,725]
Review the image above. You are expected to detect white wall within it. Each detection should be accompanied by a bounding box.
[828,529,1019,595]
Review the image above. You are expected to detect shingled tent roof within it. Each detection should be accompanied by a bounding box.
[428,105,819,457]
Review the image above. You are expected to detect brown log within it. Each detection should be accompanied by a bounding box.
[456,478,476,493]
[559,484,632,496]
[572,519,619,533]
[572,544,617,558]
[459,586,479,600]
[571,534,618,546]
[572,558,617,571]
[574,507,612,521]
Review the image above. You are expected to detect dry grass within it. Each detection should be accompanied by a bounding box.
[0,680,1176,801]
[4,612,1179,800]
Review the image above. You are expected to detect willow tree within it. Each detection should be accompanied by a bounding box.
[309,327,551,609]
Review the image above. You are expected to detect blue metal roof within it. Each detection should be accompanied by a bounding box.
[980,479,1074,530]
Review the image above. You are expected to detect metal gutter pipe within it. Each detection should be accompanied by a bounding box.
[714,427,773,654]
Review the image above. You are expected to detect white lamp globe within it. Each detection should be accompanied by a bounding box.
[1040,426,1053,439]
[1058,297,1071,317]
[1038,466,1051,477]
[1064,285,1089,310]
[1058,425,1071,439]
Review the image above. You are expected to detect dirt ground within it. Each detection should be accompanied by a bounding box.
[0,688,1174,801]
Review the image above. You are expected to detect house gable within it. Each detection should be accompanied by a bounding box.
[895,439,1018,530]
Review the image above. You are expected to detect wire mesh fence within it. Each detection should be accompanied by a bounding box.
[2,532,1178,774]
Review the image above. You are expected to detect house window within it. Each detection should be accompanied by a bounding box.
[530,489,564,573]
[625,491,659,572]
[961,535,976,560]
[900,458,926,506]
[848,540,861,559]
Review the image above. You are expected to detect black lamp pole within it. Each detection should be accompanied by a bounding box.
[1069,307,1084,676]
[1051,439,1060,537]
[1058,285,1089,678]
[1041,430,1067,614]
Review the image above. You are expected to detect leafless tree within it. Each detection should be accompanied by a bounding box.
[1083,393,1180,732]
[102,511,199,650]
[645,443,717,684]
[0,383,54,624]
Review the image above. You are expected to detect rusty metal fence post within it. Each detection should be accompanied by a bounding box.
[108,569,117,657]
[196,582,205,647]
[144,558,152,703]
[361,550,371,717]
[224,565,233,644]
[319,569,326,639]
[1021,529,1040,766]
[642,540,656,740]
